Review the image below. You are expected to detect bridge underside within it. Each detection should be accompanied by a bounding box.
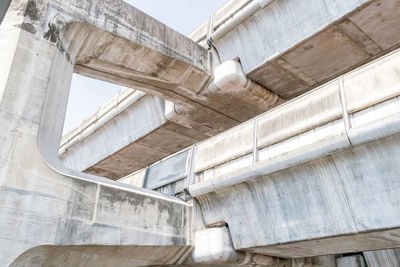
[2,0,400,266]
[60,0,400,180]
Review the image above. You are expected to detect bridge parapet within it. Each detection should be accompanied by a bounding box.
[191,47,400,185]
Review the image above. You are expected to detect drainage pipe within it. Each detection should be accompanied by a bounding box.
[207,0,276,48]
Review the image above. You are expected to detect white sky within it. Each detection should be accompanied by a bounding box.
[63,0,227,134]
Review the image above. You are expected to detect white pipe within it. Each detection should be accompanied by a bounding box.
[189,113,400,197]
[207,0,275,47]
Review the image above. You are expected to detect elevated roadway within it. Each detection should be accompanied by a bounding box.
[60,0,400,179]
[135,47,400,261]
[2,0,400,265]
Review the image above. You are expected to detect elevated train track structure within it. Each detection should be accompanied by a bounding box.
[1,0,400,266]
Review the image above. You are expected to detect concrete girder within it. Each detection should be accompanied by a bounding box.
[60,0,400,181]
[57,9,282,126]
[191,0,400,99]
[41,0,282,179]
[59,58,283,180]
[184,48,400,257]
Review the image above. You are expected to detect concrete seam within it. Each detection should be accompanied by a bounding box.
[253,117,259,164]
[187,145,197,187]
[327,154,359,233]
[91,184,100,223]
[347,16,384,52]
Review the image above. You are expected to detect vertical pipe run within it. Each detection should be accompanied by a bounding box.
[207,0,276,48]
[184,145,197,200]
[339,76,352,130]
[253,117,259,164]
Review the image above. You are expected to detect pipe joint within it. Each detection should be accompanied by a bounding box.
[257,0,274,8]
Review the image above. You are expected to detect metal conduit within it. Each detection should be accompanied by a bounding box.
[207,0,276,48]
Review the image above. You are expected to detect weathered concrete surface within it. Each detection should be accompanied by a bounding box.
[0,2,192,266]
[11,245,190,267]
[61,0,400,180]
[4,0,400,265]
[59,89,205,180]
[191,0,400,99]
[337,255,366,267]
[56,0,286,179]
[364,249,400,267]
[188,49,400,257]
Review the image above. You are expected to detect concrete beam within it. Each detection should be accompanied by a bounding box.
[61,0,400,180]
[187,48,400,257]
[59,90,207,180]
[53,0,283,179]
[191,0,400,99]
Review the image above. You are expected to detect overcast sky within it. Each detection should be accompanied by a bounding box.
[63,0,227,134]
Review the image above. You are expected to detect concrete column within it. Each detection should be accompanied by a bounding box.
[336,255,366,267]
[364,249,400,267]
[0,2,68,263]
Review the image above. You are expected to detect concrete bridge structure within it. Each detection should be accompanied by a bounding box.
[59,0,400,180]
[1,0,400,266]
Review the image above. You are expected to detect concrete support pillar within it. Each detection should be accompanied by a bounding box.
[312,255,337,267]
[336,255,366,267]
[363,249,400,267]
[0,2,69,264]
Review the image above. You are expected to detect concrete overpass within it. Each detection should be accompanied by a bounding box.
[124,46,400,264]
[1,0,400,266]
[59,0,400,180]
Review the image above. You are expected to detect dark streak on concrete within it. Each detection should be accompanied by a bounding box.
[43,21,72,62]
[21,22,36,34]
[24,0,41,21]
[0,185,61,201]
[44,22,59,43]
